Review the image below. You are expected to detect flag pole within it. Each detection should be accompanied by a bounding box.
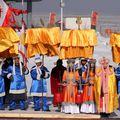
[60,0,64,33]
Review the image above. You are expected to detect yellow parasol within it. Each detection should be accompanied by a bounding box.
[110,33,120,63]
[0,27,19,58]
[25,27,60,58]
[60,29,98,59]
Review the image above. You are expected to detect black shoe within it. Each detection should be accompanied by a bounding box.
[0,108,5,110]
[34,109,40,111]
[43,109,50,112]
[100,113,110,118]
[55,109,61,112]
[21,108,27,111]
[9,108,15,111]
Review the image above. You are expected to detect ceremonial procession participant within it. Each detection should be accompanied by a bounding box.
[6,55,28,110]
[78,58,88,91]
[0,59,5,110]
[61,59,80,114]
[95,57,119,115]
[81,59,97,113]
[30,54,50,111]
[50,59,66,108]
[115,63,120,95]
[2,58,13,104]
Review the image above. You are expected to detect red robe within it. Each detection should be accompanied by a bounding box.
[50,65,66,105]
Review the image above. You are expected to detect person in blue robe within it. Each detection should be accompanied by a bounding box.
[78,58,88,91]
[115,63,120,110]
[30,55,50,111]
[115,63,120,94]
[0,59,5,110]
[6,55,28,110]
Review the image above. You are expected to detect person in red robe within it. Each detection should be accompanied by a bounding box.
[50,59,66,107]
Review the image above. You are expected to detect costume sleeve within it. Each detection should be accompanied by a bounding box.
[62,70,67,82]
[42,66,50,79]
[113,72,119,109]
[30,69,38,80]
[6,66,13,79]
[2,67,8,77]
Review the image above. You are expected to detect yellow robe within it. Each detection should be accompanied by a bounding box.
[95,67,119,113]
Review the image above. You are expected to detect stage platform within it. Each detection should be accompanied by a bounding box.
[0,111,100,119]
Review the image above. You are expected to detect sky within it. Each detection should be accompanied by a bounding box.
[13,0,120,16]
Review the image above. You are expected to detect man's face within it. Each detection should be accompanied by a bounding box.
[81,60,87,66]
[36,62,42,67]
[14,57,20,65]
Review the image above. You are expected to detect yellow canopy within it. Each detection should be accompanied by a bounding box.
[25,27,60,45]
[25,27,60,58]
[110,33,120,63]
[0,27,19,58]
[60,29,97,47]
[110,33,120,47]
[60,29,98,59]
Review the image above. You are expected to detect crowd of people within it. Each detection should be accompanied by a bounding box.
[0,54,120,116]
[51,57,119,115]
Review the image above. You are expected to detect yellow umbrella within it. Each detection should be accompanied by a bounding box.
[60,29,97,59]
[25,27,60,58]
[0,27,19,58]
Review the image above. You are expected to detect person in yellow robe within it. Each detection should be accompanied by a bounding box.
[61,59,80,114]
[95,57,119,114]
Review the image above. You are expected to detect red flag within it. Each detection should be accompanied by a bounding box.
[0,0,27,31]
[49,12,56,25]
[91,11,98,26]
[19,18,28,68]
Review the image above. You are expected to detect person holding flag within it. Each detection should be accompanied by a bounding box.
[30,54,50,111]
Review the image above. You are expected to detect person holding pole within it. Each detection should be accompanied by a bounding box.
[30,54,50,111]
[6,55,28,110]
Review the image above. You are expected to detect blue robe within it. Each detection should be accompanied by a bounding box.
[0,75,5,97]
[78,65,86,90]
[0,68,5,110]
[115,67,120,94]
[30,65,50,96]
[7,65,26,94]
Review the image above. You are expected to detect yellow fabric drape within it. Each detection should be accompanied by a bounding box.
[60,29,97,59]
[25,27,60,58]
[0,27,19,58]
[110,33,120,63]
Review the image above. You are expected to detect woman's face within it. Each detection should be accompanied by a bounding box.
[90,63,95,68]
[81,60,87,66]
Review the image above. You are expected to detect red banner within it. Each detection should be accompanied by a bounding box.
[49,12,56,25]
[91,11,98,26]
